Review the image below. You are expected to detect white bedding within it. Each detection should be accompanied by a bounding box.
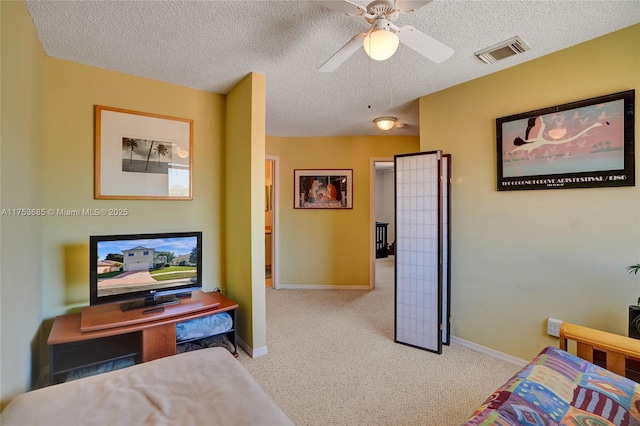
[1,347,293,426]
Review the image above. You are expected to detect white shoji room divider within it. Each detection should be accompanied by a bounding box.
[394,151,451,353]
[441,154,451,345]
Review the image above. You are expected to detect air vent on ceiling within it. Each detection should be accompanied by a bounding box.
[474,36,530,64]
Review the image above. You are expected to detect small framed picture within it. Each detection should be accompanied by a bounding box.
[294,169,353,209]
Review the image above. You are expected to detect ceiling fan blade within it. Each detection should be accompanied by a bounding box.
[318,32,367,72]
[312,0,366,16]
[396,25,453,63]
[394,0,434,12]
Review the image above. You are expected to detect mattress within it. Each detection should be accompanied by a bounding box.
[1,347,293,426]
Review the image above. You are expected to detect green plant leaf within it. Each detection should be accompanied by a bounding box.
[627,264,640,274]
[626,265,640,305]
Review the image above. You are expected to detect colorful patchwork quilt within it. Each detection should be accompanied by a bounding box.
[464,346,640,425]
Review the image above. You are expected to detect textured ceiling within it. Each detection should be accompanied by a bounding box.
[25,0,640,137]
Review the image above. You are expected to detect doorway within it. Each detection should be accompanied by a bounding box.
[265,157,278,289]
[370,158,395,289]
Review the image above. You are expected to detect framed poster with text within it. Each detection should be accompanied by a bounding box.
[497,90,634,191]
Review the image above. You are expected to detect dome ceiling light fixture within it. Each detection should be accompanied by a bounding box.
[374,116,397,131]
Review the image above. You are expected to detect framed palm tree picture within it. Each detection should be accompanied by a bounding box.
[95,105,194,200]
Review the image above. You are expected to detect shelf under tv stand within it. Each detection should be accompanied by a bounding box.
[48,290,238,385]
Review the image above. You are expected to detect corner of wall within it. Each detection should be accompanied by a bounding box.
[1,0,46,407]
[224,72,267,352]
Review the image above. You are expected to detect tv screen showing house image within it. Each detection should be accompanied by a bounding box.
[95,236,199,297]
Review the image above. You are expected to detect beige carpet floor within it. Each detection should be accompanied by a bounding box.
[237,256,521,425]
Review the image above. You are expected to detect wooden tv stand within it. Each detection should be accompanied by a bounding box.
[47,291,238,385]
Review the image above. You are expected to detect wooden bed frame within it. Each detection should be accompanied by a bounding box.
[560,321,640,379]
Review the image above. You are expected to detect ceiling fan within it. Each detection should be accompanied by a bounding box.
[314,0,454,72]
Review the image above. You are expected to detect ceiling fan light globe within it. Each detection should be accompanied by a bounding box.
[363,29,399,61]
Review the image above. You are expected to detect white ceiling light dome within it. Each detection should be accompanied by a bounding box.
[374,116,397,131]
[363,26,400,61]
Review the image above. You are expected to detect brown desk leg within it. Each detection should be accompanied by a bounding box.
[142,323,176,362]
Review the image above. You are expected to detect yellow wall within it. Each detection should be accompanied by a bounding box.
[420,24,640,360]
[267,135,419,287]
[41,58,225,319]
[225,73,267,351]
[0,0,45,408]
[0,12,225,405]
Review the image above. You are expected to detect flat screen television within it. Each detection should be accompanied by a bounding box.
[89,231,202,312]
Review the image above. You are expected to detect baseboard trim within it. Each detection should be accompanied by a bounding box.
[451,335,528,368]
[237,336,268,358]
[278,284,370,290]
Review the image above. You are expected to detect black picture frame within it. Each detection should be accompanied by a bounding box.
[496,90,635,191]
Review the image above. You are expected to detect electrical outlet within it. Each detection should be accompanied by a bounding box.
[547,318,563,337]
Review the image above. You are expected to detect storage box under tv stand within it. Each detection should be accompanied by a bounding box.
[47,290,238,385]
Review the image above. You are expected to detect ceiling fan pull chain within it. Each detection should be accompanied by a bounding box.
[368,40,372,109]
[391,54,395,110]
